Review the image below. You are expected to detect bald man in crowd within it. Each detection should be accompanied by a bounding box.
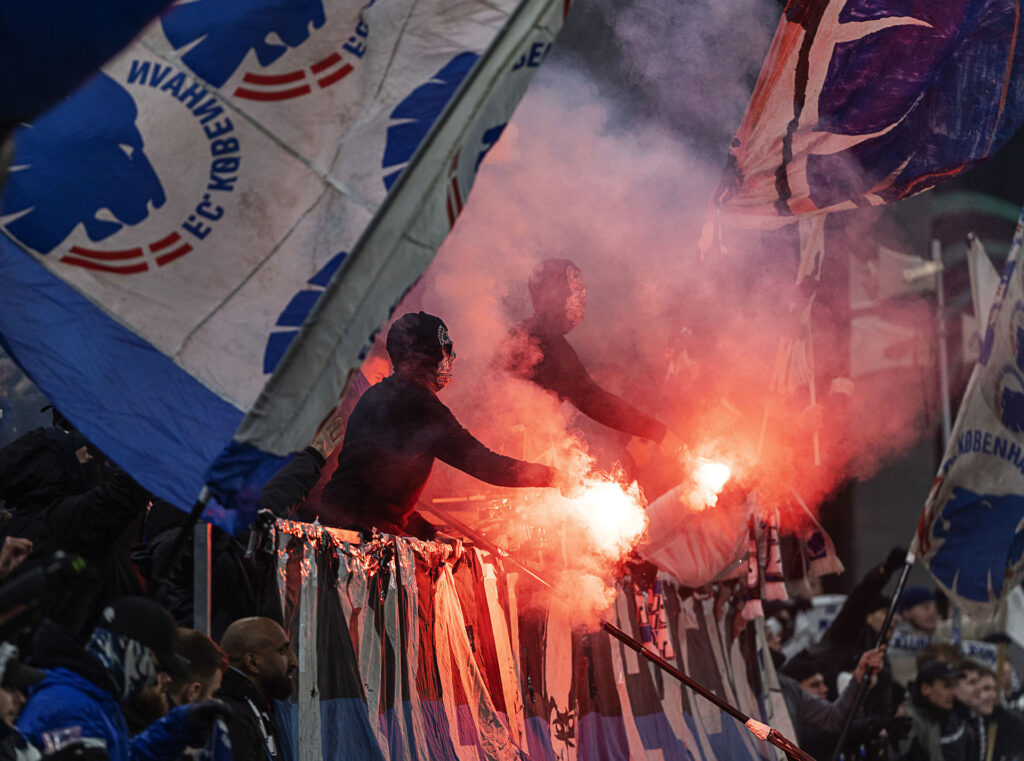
[216,617,298,761]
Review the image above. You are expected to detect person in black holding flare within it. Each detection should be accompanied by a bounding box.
[508,258,685,458]
[322,311,563,539]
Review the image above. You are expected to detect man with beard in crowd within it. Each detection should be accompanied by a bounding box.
[217,617,298,761]
[507,259,685,465]
[122,629,230,735]
[321,311,563,539]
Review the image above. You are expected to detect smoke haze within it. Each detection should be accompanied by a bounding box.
[371,0,939,618]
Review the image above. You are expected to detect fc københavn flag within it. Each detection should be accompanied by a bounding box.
[915,209,1024,618]
[0,0,573,530]
[710,0,1024,228]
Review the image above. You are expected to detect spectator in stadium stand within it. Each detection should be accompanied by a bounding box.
[905,660,975,761]
[135,498,283,642]
[122,670,173,735]
[506,258,686,464]
[321,312,565,539]
[975,666,1024,760]
[167,629,229,707]
[802,547,905,675]
[889,587,941,686]
[0,424,151,637]
[897,587,941,638]
[0,675,33,760]
[123,629,231,741]
[779,647,887,760]
[217,617,297,761]
[953,659,986,761]
[18,597,230,761]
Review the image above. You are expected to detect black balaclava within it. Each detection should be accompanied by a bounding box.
[386,312,455,390]
[528,258,586,335]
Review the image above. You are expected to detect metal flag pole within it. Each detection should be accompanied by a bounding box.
[932,238,953,446]
[423,502,817,761]
[828,550,916,761]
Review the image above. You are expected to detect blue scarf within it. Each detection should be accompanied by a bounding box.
[85,627,158,700]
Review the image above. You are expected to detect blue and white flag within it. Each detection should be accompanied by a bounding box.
[915,208,1024,618]
[0,0,573,530]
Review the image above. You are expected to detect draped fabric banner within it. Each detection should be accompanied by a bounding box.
[269,520,795,761]
[0,0,572,529]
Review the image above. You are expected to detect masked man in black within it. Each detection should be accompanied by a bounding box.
[508,258,684,460]
[321,312,562,538]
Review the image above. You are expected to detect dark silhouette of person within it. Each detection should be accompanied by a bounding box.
[322,312,561,538]
[508,258,684,457]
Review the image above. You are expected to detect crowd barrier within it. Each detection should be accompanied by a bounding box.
[264,518,795,761]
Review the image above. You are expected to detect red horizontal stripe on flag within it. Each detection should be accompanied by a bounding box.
[242,70,306,85]
[155,243,193,267]
[68,245,143,261]
[234,84,311,101]
[149,232,181,252]
[311,53,342,74]
[61,256,148,274]
[318,64,353,88]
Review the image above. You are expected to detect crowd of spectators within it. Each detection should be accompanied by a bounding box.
[766,549,1024,761]
[0,408,304,761]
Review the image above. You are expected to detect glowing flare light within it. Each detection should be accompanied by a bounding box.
[690,457,731,510]
[562,476,648,559]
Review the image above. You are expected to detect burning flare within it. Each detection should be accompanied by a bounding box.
[686,457,732,510]
[562,474,648,560]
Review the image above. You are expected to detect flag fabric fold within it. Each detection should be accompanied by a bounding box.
[709,0,1024,229]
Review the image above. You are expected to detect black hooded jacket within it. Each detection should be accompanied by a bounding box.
[133,500,281,642]
[0,428,150,636]
[507,259,666,442]
[215,667,283,761]
[27,618,118,694]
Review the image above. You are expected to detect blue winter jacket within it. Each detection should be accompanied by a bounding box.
[18,667,190,761]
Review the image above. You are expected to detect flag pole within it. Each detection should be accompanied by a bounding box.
[828,550,916,761]
[933,238,952,445]
[931,238,963,643]
[423,502,817,761]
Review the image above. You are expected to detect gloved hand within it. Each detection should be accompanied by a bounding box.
[884,547,908,576]
[857,715,912,744]
[186,699,233,746]
[883,715,912,743]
